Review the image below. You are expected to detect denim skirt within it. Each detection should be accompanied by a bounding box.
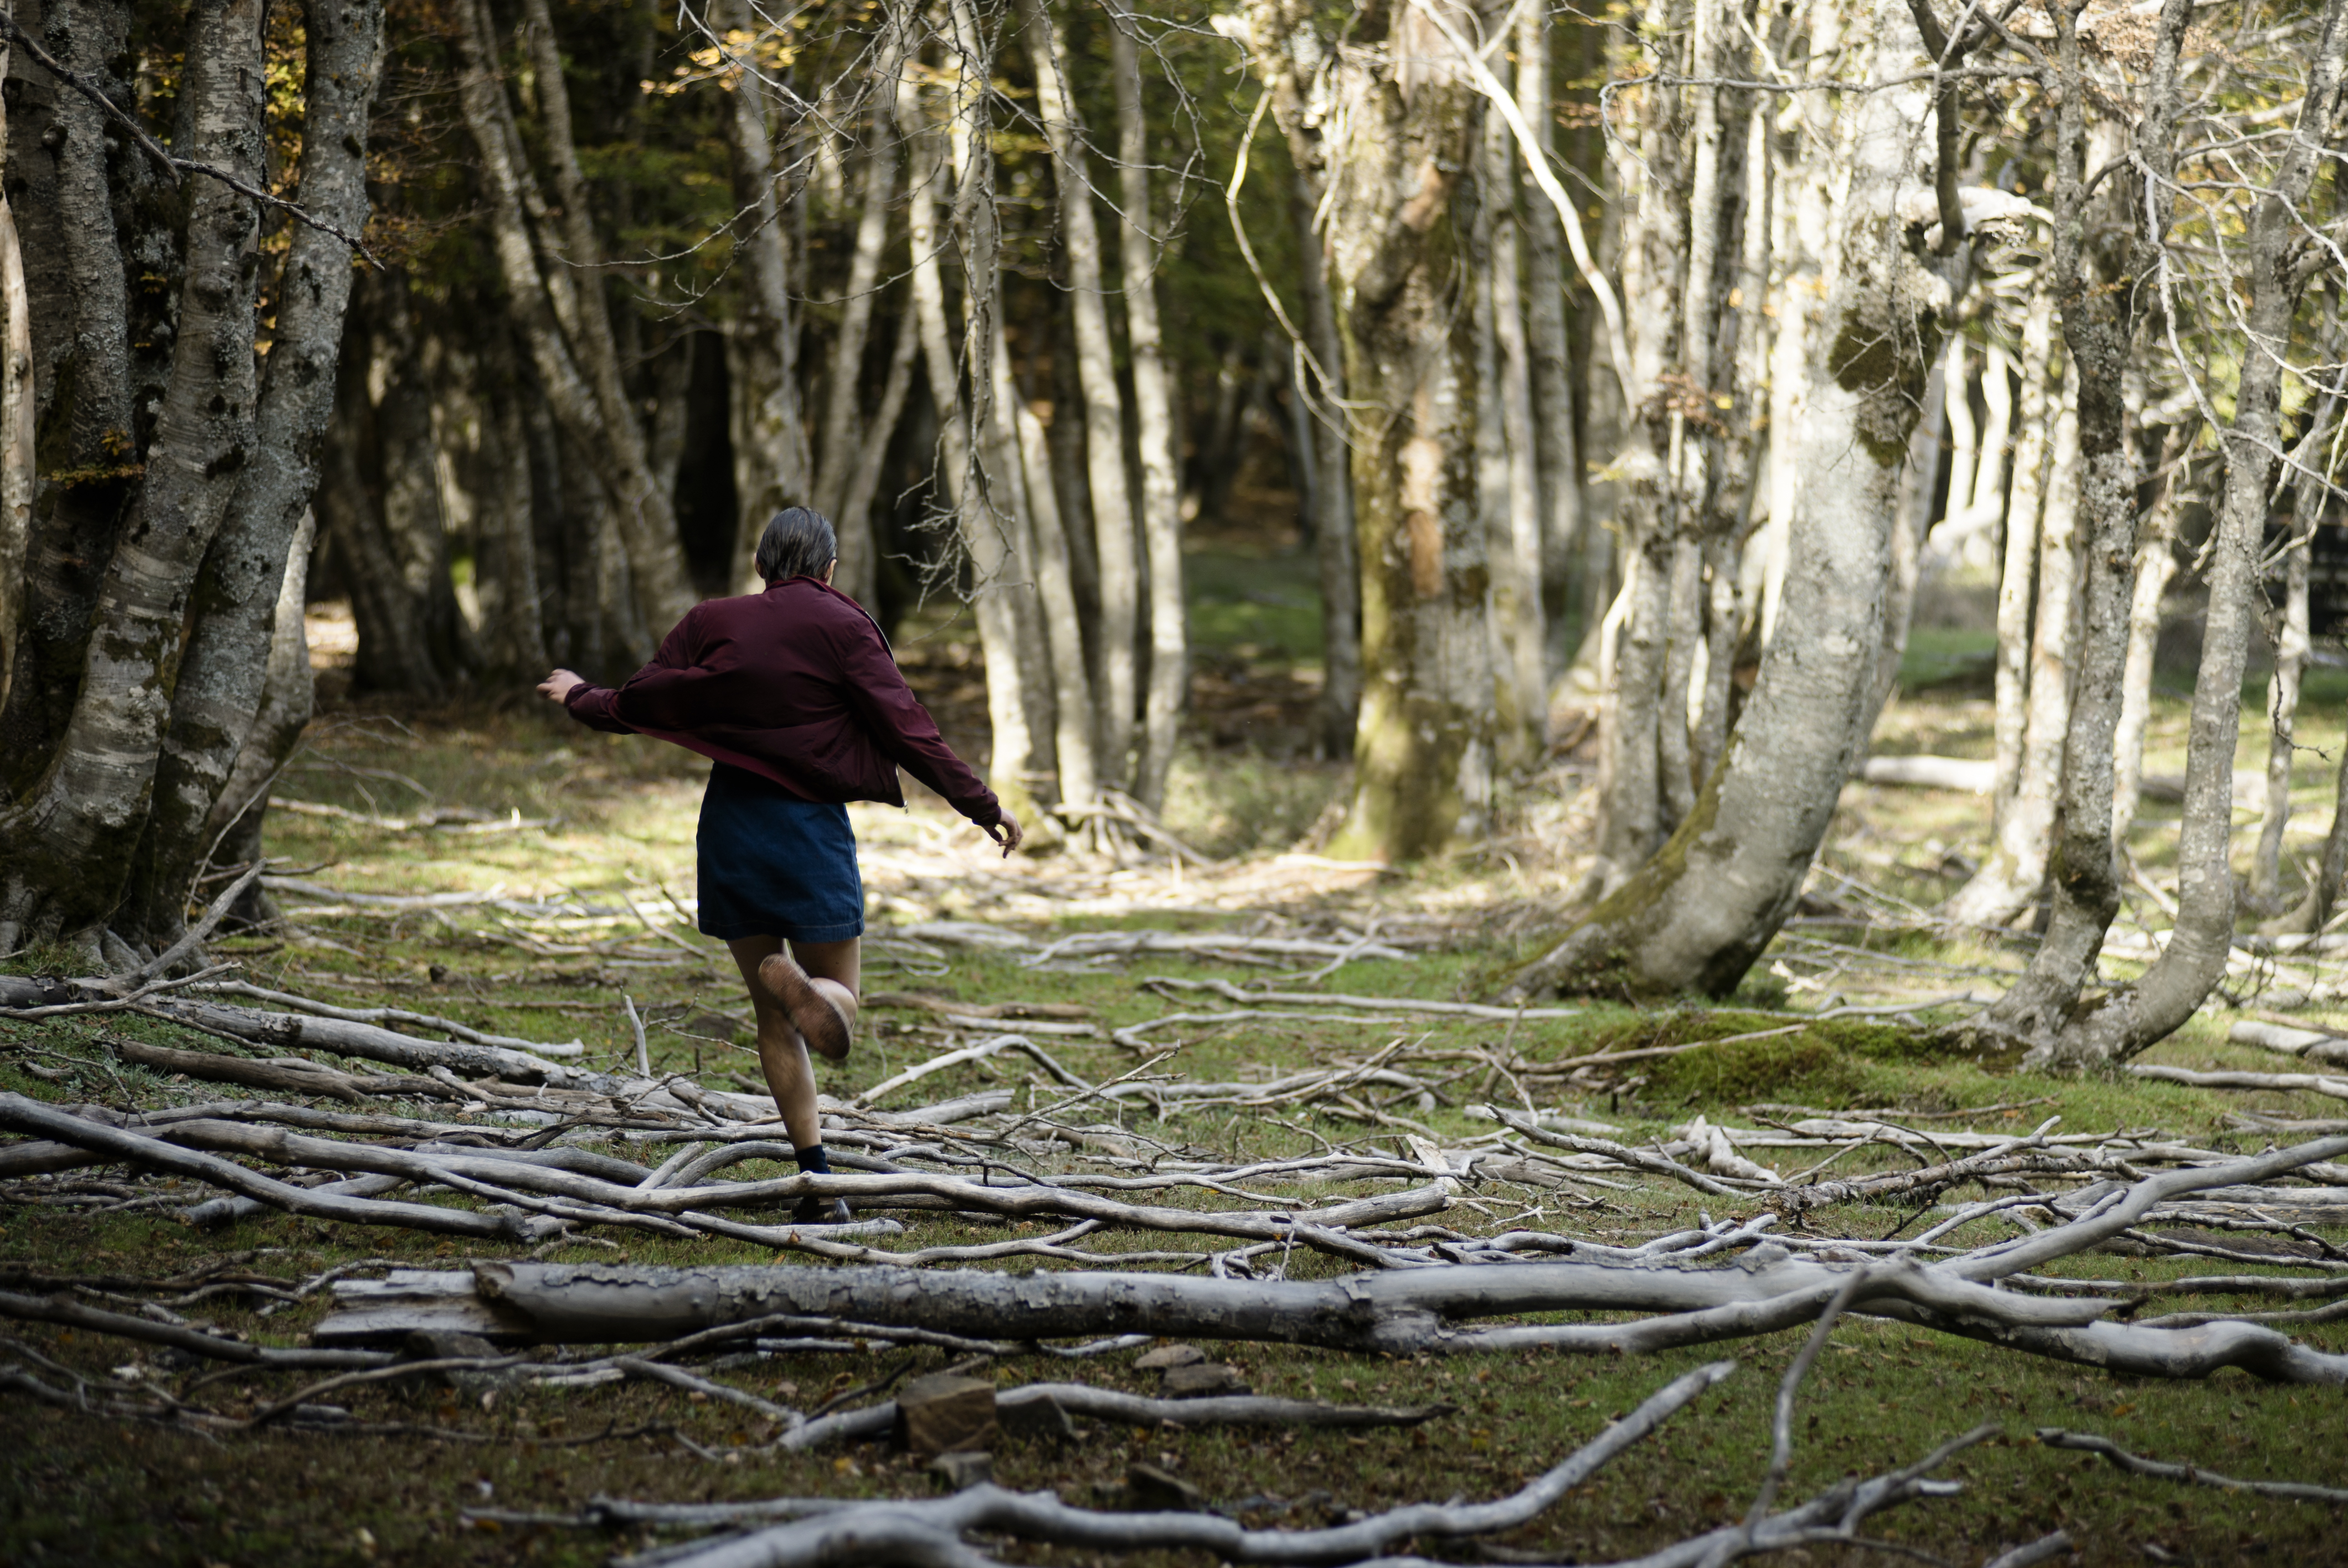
[694,764,866,943]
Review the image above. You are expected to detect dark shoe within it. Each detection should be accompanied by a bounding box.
[792,1195,852,1226]
[756,953,852,1061]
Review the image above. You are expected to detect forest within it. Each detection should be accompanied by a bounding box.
[2,0,2347,1559]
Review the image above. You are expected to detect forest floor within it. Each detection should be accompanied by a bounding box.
[7,573,2348,1568]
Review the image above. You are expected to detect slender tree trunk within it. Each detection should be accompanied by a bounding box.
[0,0,267,955]
[2019,0,2346,1069]
[2112,431,2185,852]
[1869,353,1944,729]
[513,0,695,631]
[836,311,920,571]
[1240,0,1357,758]
[1515,2,1581,655]
[1502,0,1957,999]
[200,507,318,930]
[121,0,384,943]
[0,22,29,715]
[809,77,904,604]
[2255,504,2316,904]
[448,0,670,658]
[1006,324,1099,814]
[1488,135,1546,747]
[903,43,1044,833]
[1945,290,2058,925]
[1024,0,1136,784]
[1110,6,1188,811]
[1469,136,1528,759]
[474,322,551,679]
[1317,0,1496,863]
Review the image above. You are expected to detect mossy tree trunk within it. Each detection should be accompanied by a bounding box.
[1500,0,1958,1001]
[1312,0,1498,863]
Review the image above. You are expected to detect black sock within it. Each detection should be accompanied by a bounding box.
[793,1143,832,1176]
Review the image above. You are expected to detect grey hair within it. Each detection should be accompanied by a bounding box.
[754,508,838,584]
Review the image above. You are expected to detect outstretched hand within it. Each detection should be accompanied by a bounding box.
[537,668,584,704]
[984,812,1024,859]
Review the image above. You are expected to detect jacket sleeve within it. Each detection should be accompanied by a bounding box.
[835,615,1004,826]
[562,610,699,734]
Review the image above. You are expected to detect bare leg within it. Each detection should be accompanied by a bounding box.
[727,935,861,1151]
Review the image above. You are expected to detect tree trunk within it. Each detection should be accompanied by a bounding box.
[808,71,903,607]
[1944,289,2058,926]
[835,311,920,580]
[121,0,383,945]
[512,0,695,632]
[1109,7,1188,811]
[1514,2,1581,656]
[0,0,161,807]
[1487,130,1546,750]
[1469,136,1528,760]
[902,45,1044,833]
[1317,0,1496,864]
[201,507,319,930]
[320,276,473,697]
[472,322,551,680]
[2112,431,2185,851]
[2255,503,2315,905]
[0,0,270,957]
[447,0,672,658]
[0,19,30,716]
[1502,0,1956,1000]
[1239,0,1357,760]
[1024,0,1137,785]
[2020,0,2347,1069]
[1006,321,1100,815]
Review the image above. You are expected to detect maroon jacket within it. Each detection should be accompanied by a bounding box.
[563,577,1002,826]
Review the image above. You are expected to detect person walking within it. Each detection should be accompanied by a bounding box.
[538,508,1022,1224]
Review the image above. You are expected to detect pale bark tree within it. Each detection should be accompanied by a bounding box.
[0,0,277,953]
[2110,431,2185,854]
[902,32,1047,833]
[1513,3,1581,652]
[1225,0,1358,759]
[1108,4,1188,812]
[710,0,816,596]
[1503,0,1966,999]
[122,0,384,939]
[1982,0,2347,1069]
[1024,0,1137,785]
[2251,390,2339,909]
[447,0,675,661]
[0,20,28,715]
[1307,0,1499,863]
[1485,121,1546,752]
[1945,287,2058,926]
[802,27,906,607]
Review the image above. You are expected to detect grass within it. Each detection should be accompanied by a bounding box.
[8,638,2348,1566]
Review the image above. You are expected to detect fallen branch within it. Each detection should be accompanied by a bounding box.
[2127,1063,2348,1101]
[624,1361,1736,1568]
[1467,1105,1740,1196]
[0,1095,563,1244]
[1144,976,1580,1021]
[2037,1428,2348,1503]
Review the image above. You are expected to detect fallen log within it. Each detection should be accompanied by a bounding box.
[780,1382,1457,1453]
